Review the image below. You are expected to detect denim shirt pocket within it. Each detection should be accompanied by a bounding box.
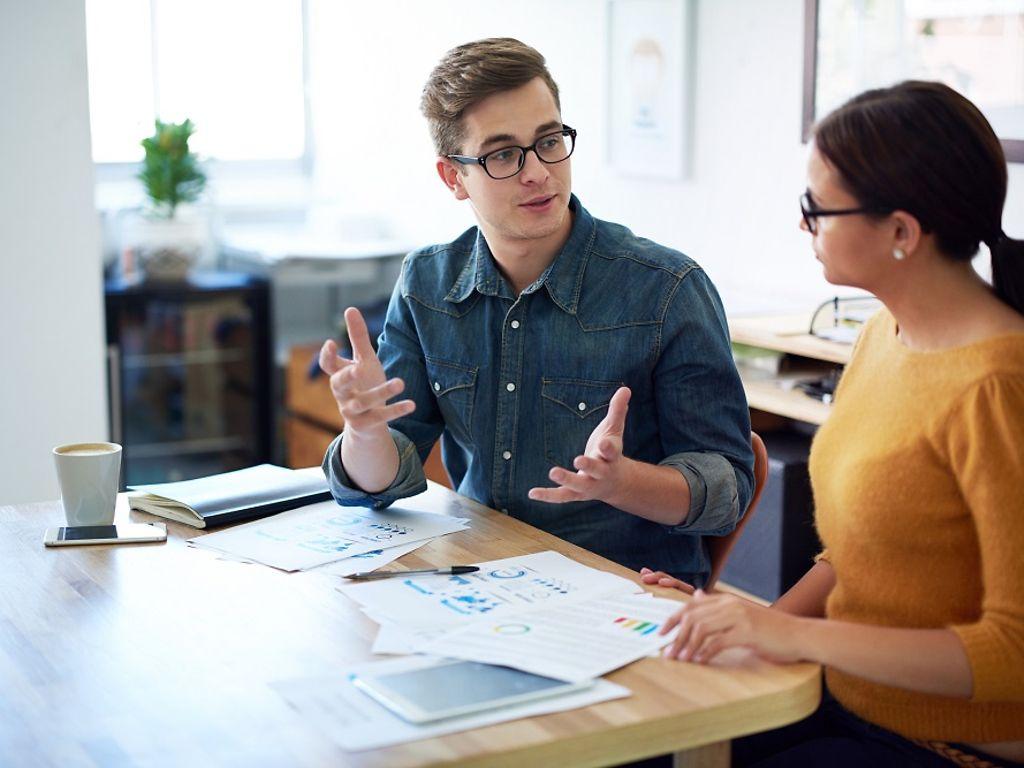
[424,356,478,448]
[541,378,621,467]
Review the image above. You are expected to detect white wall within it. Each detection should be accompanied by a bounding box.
[0,0,107,503]
[308,0,1024,312]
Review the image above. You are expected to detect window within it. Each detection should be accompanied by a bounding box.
[86,0,308,167]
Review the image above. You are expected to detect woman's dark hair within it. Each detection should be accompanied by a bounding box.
[813,80,1024,315]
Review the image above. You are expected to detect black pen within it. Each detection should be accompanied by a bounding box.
[343,565,480,581]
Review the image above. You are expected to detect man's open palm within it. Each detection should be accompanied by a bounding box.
[319,307,414,436]
[528,386,632,504]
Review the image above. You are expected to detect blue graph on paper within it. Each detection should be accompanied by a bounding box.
[324,513,365,528]
[297,535,358,555]
[488,567,527,579]
[530,577,572,595]
[440,592,503,616]
[403,579,433,595]
[353,549,384,559]
[399,576,508,615]
[388,559,590,619]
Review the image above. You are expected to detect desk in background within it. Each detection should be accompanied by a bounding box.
[729,314,853,427]
[0,483,820,767]
[725,314,854,600]
[219,226,410,366]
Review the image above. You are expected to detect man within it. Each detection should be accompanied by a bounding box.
[320,38,752,586]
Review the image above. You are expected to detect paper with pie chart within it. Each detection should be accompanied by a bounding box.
[412,592,685,682]
[188,500,469,572]
[339,551,640,631]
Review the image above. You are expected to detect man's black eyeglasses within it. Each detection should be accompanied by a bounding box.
[799,191,891,235]
[448,125,577,180]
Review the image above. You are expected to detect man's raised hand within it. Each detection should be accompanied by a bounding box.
[319,307,415,437]
[528,386,632,504]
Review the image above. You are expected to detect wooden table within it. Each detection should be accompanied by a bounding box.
[0,483,820,767]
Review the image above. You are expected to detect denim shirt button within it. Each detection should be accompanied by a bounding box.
[577,402,586,411]
[502,450,512,460]
[433,381,440,392]
[506,382,516,392]
[510,320,520,329]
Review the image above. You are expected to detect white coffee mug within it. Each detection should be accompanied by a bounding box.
[52,442,123,526]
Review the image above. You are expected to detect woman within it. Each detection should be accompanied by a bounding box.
[641,81,1024,766]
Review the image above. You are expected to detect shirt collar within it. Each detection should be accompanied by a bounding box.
[445,194,596,314]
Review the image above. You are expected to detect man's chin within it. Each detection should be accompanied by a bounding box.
[516,203,569,237]
[510,221,567,242]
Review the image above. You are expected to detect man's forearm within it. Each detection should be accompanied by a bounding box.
[340,426,400,494]
[604,458,691,525]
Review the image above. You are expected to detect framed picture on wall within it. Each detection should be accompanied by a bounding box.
[803,0,1024,162]
[607,0,694,179]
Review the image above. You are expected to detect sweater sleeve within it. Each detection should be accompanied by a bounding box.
[946,375,1024,703]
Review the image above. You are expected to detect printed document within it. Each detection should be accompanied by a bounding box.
[308,540,429,578]
[338,550,639,630]
[188,500,468,572]
[413,592,685,682]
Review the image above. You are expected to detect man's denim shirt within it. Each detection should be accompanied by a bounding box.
[324,196,754,585]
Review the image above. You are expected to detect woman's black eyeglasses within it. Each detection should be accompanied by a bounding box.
[448,125,577,180]
[799,191,891,235]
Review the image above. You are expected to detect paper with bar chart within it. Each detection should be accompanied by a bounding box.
[413,592,685,682]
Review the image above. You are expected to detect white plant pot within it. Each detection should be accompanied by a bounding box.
[123,211,207,282]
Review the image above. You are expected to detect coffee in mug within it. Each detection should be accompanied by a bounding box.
[52,442,122,526]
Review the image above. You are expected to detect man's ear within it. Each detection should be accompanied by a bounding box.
[436,158,470,201]
[891,210,922,257]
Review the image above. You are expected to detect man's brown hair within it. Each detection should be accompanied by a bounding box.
[420,37,561,157]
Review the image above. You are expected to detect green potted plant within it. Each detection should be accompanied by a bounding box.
[126,118,208,281]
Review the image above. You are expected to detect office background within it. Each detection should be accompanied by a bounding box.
[2,0,1022,504]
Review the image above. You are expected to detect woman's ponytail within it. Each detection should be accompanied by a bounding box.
[989,232,1024,316]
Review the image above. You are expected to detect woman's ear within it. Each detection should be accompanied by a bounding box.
[891,210,922,258]
[436,158,470,201]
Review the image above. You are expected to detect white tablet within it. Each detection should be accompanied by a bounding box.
[351,659,592,723]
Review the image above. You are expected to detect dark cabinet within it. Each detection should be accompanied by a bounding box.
[105,273,271,485]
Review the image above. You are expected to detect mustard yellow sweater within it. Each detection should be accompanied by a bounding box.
[809,309,1024,742]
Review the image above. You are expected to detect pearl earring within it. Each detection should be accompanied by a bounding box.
[893,248,906,261]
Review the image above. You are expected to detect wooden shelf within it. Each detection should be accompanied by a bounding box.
[740,374,832,426]
[730,314,853,365]
[730,313,851,426]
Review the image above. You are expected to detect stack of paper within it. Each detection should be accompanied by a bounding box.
[413,591,686,682]
[339,550,682,678]
[188,500,469,572]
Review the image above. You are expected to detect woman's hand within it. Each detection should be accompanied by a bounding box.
[639,567,695,595]
[660,590,807,664]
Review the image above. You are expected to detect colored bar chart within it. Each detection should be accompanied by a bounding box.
[613,616,659,635]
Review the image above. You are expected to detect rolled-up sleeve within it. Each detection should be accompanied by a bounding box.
[322,428,426,509]
[320,258,444,510]
[653,267,753,536]
[661,450,740,533]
